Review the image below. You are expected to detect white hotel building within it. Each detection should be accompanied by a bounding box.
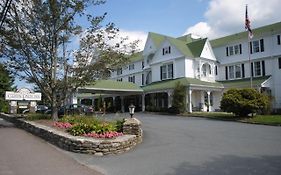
[76,22,281,113]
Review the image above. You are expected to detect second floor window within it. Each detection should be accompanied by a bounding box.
[128,76,135,83]
[225,63,245,80]
[251,60,265,77]
[117,68,122,75]
[250,39,264,54]
[160,64,173,80]
[129,64,134,70]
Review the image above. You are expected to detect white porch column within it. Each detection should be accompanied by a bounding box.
[142,94,145,112]
[188,89,193,113]
[92,97,95,106]
[121,96,125,113]
[207,91,211,112]
[167,90,173,108]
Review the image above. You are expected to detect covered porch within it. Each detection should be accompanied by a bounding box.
[69,80,144,113]
[142,77,224,112]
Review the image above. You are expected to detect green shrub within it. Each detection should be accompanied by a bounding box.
[26,113,51,121]
[67,123,96,136]
[116,118,125,132]
[220,88,270,117]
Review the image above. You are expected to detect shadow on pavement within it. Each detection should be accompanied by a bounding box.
[166,155,281,175]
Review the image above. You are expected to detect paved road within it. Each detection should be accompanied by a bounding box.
[0,118,102,175]
[67,113,281,175]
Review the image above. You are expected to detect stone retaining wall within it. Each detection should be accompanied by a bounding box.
[0,113,142,156]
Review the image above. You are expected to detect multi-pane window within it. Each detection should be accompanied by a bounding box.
[167,64,173,79]
[160,64,173,80]
[226,44,242,56]
[228,65,235,79]
[129,64,134,70]
[226,64,244,80]
[117,68,122,75]
[128,76,135,83]
[254,61,261,76]
[251,60,265,77]
[250,39,264,53]
[235,65,241,78]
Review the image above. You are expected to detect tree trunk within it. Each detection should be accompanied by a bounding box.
[51,92,58,121]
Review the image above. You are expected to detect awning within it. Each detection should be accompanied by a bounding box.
[219,76,271,89]
[78,80,143,95]
[142,77,224,92]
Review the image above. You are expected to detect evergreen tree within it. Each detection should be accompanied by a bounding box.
[0,63,14,112]
[172,82,186,113]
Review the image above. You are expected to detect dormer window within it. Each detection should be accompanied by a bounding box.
[162,46,171,55]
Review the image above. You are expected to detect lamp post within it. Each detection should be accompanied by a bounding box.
[128,104,135,118]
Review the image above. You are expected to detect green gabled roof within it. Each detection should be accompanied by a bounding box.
[149,32,166,48]
[142,77,223,92]
[219,76,270,89]
[187,38,207,57]
[167,37,194,58]
[210,21,281,47]
[80,80,143,93]
[129,51,143,63]
[177,34,202,44]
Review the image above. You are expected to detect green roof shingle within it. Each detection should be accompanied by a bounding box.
[219,76,270,89]
[142,77,223,92]
[210,21,281,47]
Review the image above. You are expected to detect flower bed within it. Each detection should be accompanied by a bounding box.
[52,116,124,139]
[0,113,142,156]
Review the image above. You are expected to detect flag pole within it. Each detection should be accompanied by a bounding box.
[248,34,253,88]
[245,4,253,88]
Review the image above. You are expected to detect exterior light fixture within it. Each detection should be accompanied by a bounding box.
[128,104,135,118]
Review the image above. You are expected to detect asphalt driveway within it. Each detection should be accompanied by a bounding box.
[0,118,102,175]
[67,113,281,175]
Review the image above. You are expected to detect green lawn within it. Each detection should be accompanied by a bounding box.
[242,115,281,125]
[183,112,281,126]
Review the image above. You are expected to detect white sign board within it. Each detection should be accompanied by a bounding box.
[5,88,41,101]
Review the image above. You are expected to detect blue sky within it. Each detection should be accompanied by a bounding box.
[15,0,281,88]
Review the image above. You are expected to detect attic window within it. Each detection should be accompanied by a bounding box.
[162,46,171,55]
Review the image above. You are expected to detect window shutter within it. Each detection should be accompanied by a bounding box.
[162,48,164,55]
[226,47,229,56]
[215,66,218,75]
[278,35,281,45]
[239,44,242,54]
[160,67,163,80]
[168,46,171,53]
[279,57,281,69]
[171,64,174,78]
[225,67,228,80]
[262,60,265,76]
[251,62,254,77]
[242,64,245,78]
[260,39,264,52]
[250,42,253,54]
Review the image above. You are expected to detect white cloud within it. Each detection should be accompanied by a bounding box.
[118,29,148,50]
[183,0,281,39]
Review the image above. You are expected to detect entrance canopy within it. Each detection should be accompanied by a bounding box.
[78,80,143,95]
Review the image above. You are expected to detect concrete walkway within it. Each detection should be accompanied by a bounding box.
[67,113,281,175]
[0,118,102,175]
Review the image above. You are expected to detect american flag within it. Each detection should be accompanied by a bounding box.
[245,5,253,39]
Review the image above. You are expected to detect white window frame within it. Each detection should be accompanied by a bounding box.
[117,68,122,75]
[254,61,261,77]
[129,64,134,70]
[228,65,235,79]
[161,63,173,80]
[252,40,260,53]
[235,65,242,78]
